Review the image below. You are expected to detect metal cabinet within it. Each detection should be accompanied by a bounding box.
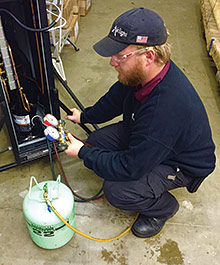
[0,0,60,171]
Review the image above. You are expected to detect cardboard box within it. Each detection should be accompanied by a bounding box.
[47,1,80,45]
[79,0,92,16]
[66,14,80,43]
[72,0,80,14]
[47,0,64,5]
[63,11,80,28]
[49,15,80,46]
[47,0,79,20]
[62,0,75,20]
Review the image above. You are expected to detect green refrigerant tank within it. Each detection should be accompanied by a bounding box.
[23,175,75,249]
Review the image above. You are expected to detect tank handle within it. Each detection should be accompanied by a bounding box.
[28,175,61,201]
[52,175,61,199]
[28,176,43,200]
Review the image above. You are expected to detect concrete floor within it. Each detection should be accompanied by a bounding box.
[1,0,220,264]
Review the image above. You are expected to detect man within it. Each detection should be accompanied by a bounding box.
[65,8,216,238]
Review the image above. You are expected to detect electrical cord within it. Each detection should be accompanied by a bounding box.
[46,4,67,31]
[0,8,58,32]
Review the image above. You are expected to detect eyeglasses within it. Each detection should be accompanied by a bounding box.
[111,47,153,63]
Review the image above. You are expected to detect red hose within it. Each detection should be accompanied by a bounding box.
[52,141,104,200]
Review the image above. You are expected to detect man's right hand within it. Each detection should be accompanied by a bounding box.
[65,108,82,124]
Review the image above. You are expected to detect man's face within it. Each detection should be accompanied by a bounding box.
[110,46,147,86]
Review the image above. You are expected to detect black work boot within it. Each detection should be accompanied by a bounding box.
[131,203,179,238]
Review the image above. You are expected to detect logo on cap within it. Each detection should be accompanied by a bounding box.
[136,36,148,44]
[111,25,128,38]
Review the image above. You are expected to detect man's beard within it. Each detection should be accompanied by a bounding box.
[117,63,147,86]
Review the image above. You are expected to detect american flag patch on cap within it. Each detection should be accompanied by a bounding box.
[136,36,148,43]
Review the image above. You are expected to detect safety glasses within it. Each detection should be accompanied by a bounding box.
[111,47,153,63]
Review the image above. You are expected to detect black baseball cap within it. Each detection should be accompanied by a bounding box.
[93,8,168,57]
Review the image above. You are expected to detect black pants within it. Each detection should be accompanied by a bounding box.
[87,122,192,218]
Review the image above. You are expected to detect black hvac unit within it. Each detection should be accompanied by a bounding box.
[0,0,60,171]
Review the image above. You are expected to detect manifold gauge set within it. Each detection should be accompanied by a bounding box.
[43,114,70,151]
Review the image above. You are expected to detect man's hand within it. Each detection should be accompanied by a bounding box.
[65,108,82,124]
[65,133,84,158]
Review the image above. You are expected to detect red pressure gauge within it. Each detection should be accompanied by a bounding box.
[43,114,58,127]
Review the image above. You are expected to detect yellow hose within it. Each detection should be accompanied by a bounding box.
[44,192,138,242]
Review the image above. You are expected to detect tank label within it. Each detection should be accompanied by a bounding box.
[26,218,71,237]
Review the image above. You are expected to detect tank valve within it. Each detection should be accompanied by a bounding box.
[43,183,52,213]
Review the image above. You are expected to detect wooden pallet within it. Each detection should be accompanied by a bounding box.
[200,0,220,73]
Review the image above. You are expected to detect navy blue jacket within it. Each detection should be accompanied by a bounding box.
[79,61,215,191]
